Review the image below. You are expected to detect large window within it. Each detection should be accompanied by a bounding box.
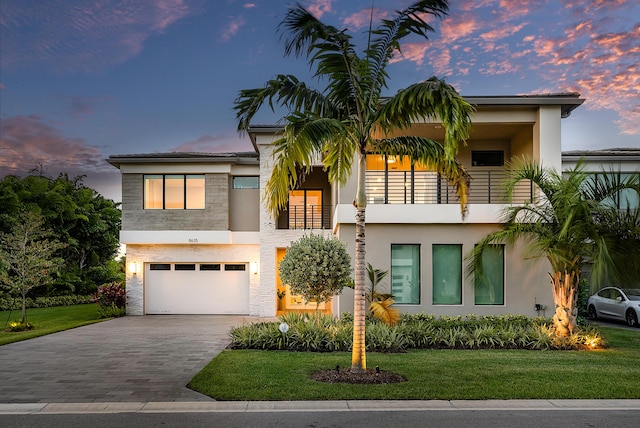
[288,189,323,229]
[391,244,421,304]
[474,244,505,305]
[432,245,462,305]
[144,174,205,209]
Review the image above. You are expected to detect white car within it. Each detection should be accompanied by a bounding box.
[587,287,640,327]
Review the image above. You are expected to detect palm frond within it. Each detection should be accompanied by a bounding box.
[376,77,473,158]
[234,74,331,132]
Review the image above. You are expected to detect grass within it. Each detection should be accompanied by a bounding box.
[188,326,640,400]
[0,304,107,346]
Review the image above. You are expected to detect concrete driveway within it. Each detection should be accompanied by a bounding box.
[0,315,261,403]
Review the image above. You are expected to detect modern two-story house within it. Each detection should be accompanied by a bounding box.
[109,92,636,318]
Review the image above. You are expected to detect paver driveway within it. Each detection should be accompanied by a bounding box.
[0,315,260,403]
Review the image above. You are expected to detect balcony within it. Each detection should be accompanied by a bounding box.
[277,204,333,230]
[366,169,533,205]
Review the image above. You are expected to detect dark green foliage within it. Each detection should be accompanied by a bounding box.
[0,295,94,311]
[229,313,603,352]
[0,172,121,296]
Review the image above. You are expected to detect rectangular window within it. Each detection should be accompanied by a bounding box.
[432,245,462,305]
[174,264,196,271]
[149,263,171,271]
[391,244,421,304]
[143,174,205,209]
[474,245,505,305]
[224,264,246,271]
[233,176,259,189]
[200,264,221,271]
[472,151,504,167]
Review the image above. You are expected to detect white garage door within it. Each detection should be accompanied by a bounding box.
[145,263,249,314]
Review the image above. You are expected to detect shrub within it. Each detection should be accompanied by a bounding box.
[229,313,604,352]
[0,295,94,311]
[92,282,126,318]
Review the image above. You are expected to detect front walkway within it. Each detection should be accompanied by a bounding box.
[0,315,260,403]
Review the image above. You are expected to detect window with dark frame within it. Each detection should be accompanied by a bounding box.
[143,174,205,209]
[471,151,504,167]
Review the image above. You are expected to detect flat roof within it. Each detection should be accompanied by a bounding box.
[107,151,259,168]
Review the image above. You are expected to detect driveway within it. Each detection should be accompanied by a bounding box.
[0,315,261,403]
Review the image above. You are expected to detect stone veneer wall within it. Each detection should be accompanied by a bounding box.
[121,173,229,231]
[125,243,260,315]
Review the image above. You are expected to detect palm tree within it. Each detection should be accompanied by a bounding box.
[466,160,639,336]
[235,1,473,373]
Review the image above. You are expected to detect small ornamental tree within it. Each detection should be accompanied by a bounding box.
[0,210,66,324]
[279,233,351,313]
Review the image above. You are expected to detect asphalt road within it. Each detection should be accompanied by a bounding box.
[1,409,639,428]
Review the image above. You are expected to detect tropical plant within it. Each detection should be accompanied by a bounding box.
[361,263,400,325]
[466,160,639,337]
[235,1,473,373]
[279,233,352,314]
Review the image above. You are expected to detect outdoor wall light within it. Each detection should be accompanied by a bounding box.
[250,261,259,275]
[129,261,138,275]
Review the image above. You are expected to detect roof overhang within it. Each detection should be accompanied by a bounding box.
[107,152,259,169]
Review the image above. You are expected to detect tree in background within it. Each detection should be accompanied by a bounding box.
[0,171,121,295]
[0,210,66,324]
[235,0,472,373]
[279,234,351,314]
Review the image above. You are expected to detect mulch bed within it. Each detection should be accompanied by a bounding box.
[311,367,406,384]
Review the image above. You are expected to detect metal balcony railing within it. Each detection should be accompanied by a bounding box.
[277,204,332,230]
[366,169,533,205]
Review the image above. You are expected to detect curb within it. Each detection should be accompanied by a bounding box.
[1,400,640,414]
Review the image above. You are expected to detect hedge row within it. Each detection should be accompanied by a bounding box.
[0,295,94,311]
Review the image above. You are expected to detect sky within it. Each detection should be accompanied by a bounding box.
[1,0,639,202]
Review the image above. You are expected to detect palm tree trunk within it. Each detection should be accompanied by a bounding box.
[550,270,579,337]
[351,153,367,373]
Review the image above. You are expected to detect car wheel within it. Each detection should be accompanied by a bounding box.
[588,305,598,320]
[626,309,638,327]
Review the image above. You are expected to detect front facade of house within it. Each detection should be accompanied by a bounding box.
[110,93,637,318]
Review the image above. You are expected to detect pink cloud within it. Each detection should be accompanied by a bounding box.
[479,23,526,42]
[306,0,333,19]
[243,3,257,9]
[220,16,246,42]
[0,115,113,176]
[343,8,388,30]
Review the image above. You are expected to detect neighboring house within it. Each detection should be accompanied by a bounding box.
[111,93,635,318]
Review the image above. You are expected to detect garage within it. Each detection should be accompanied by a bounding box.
[145,262,250,314]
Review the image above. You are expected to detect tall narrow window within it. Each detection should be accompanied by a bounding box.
[165,175,185,209]
[144,175,164,209]
[474,245,505,305]
[288,189,323,229]
[391,244,420,304]
[186,175,205,209]
[432,245,462,305]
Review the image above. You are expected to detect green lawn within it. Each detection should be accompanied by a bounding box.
[189,326,640,400]
[0,304,107,346]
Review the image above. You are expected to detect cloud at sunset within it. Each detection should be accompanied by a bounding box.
[383,0,639,135]
[0,0,200,73]
[0,115,113,176]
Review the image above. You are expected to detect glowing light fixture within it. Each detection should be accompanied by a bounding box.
[129,261,138,275]
[250,261,259,275]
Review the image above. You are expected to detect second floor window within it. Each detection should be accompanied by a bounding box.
[144,174,205,209]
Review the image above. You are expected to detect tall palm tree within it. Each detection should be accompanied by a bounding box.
[467,160,639,336]
[235,1,473,373]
